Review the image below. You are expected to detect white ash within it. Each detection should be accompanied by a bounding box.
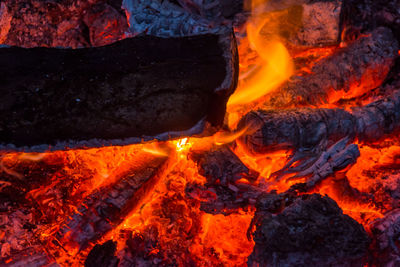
[122,0,234,37]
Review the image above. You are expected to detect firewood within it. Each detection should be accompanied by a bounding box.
[189,145,259,185]
[248,194,370,266]
[0,32,238,151]
[263,27,399,108]
[238,89,400,186]
[53,152,169,251]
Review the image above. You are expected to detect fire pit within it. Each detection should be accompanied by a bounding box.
[1,0,400,266]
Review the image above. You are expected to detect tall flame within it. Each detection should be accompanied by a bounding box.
[227,0,293,107]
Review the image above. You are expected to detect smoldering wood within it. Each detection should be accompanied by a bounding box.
[54,155,168,251]
[0,32,238,151]
[238,89,400,186]
[186,182,265,215]
[189,145,259,185]
[248,194,370,267]
[370,209,400,266]
[1,249,52,267]
[263,27,399,109]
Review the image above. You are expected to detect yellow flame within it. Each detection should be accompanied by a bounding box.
[142,142,170,157]
[227,0,293,107]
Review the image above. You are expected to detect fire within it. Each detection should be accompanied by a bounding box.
[227,0,293,108]
[3,0,400,265]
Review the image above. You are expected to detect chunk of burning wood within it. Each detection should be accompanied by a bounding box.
[263,27,399,108]
[248,194,370,266]
[0,32,238,151]
[238,89,400,186]
[53,151,169,252]
[189,145,259,185]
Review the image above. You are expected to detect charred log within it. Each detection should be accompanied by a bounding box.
[238,89,400,186]
[263,27,399,108]
[189,145,258,185]
[0,32,238,151]
[248,194,370,266]
[54,153,168,251]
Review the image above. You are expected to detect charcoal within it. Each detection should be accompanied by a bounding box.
[1,249,52,267]
[370,209,400,266]
[0,32,238,151]
[84,240,119,267]
[1,0,127,48]
[118,228,167,267]
[263,27,399,108]
[248,194,370,266]
[54,153,168,251]
[189,145,258,185]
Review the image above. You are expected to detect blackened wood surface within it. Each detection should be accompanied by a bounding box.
[263,27,398,108]
[0,33,238,150]
[238,89,400,155]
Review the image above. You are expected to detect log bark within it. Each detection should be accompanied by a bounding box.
[0,32,238,151]
[263,27,399,108]
[53,152,169,252]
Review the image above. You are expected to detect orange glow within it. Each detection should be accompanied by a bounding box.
[227,0,293,107]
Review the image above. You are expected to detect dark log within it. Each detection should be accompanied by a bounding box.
[263,27,398,108]
[0,32,238,151]
[189,145,258,185]
[248,194,370,266]
[53,152,169,251]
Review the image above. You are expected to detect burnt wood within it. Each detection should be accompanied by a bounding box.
[248,194,370,266]
[263,27,399,108]
[54,152,169,251]
[0,32,238,151]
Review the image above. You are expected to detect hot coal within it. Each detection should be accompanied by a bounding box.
[262,27,399,108]
[248,194,370,266]
[54,154,168,251]
[189,145,258,185]
[0,0,127,48]
[0,32,238,151]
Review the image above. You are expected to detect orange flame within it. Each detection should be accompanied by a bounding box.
[227,0,293,107]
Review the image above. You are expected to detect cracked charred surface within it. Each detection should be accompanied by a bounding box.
[262,27,399,108]
[53,153,168,252]
[0,32,238,151]
[238,89,400,186]
[248,194,370,267]
[189,145,259,185]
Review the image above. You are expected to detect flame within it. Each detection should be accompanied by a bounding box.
[227,0,293,107]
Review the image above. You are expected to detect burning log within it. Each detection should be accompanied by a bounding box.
[54,152,169,252]
[248,194,370,266]
[263,27,399,108]
[0,32,238,151]
[238,89,400,186]
[189,145,258,185]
